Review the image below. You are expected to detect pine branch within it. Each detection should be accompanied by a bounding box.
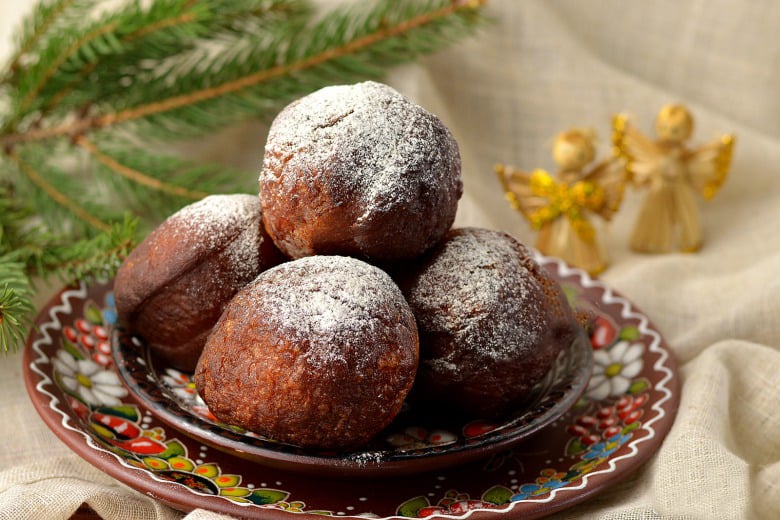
[198,0,312,36]
[5,0,213,130]
[7,147,113,233]
[0,258,34,354]
[48,215,137,283]
[76,136,256,227]
[1,0,96,82]
[73,0,310,115]
[0,182,137,282]
[0,0,487,146]
[0,216,136,354]
[0,180,32,248]
[0,0,488,354]
[75,135,209,200]
[5,0,312,129]
[5,0,74,76]
[0,183,136,353]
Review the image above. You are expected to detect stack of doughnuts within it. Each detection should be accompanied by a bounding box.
[114,81,583,450]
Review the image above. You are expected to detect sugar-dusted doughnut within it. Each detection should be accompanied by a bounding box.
[114,194,285,371]
[395,227,583,417]
[194,255,419,449]
[259,81,462,263]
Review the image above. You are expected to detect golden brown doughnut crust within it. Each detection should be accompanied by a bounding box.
[194,255,419,450]
[114,194,285,371]
[259,81,462,263]
[395,227,583,418]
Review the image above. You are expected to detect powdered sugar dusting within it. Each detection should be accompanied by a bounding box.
[254,256,415,373]
[167,194,263,283]
[343,450,386,467]
[259,81,461,260]
[406,228,548,367]
[171,194,258,246]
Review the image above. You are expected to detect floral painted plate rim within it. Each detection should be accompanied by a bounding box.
[23,256,680,519]
[111,309,593,477]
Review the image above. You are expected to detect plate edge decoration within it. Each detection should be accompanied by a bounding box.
[512,256,677,506]
[391,256,679,520]
[23,254,681,520]
[25,283,267,513]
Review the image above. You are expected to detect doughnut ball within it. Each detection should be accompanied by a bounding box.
[194,255,419,450]
[114,194,285,372]
[259,81,462,263]
[395,227,583,418]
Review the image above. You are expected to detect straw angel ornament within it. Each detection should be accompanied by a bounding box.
[612,104,735,253]
[495,129,626,275]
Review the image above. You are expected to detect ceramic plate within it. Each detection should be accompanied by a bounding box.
[112,314,592,478]
[24,257,680,519]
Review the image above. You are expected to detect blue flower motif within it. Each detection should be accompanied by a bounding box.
[511,430,635,504]
[103,292,117,325]
[582,432,631,460]
[510,469,570,502]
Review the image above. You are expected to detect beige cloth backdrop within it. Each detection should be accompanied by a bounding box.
[2,0,779,519]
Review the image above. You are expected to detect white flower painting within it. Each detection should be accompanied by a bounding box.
[53,349,127,407]
[586,340,644,400]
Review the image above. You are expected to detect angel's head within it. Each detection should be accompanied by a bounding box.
[552,128,596,170]
[655,104,693,143]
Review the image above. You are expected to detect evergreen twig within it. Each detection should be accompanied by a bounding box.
[1,0,486,147]
[0,260,34,354]
[1,0,95,82]
[0,0,487,354]
[7,148,112,232]
[51,216,138,284]
[75,136,208,200]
